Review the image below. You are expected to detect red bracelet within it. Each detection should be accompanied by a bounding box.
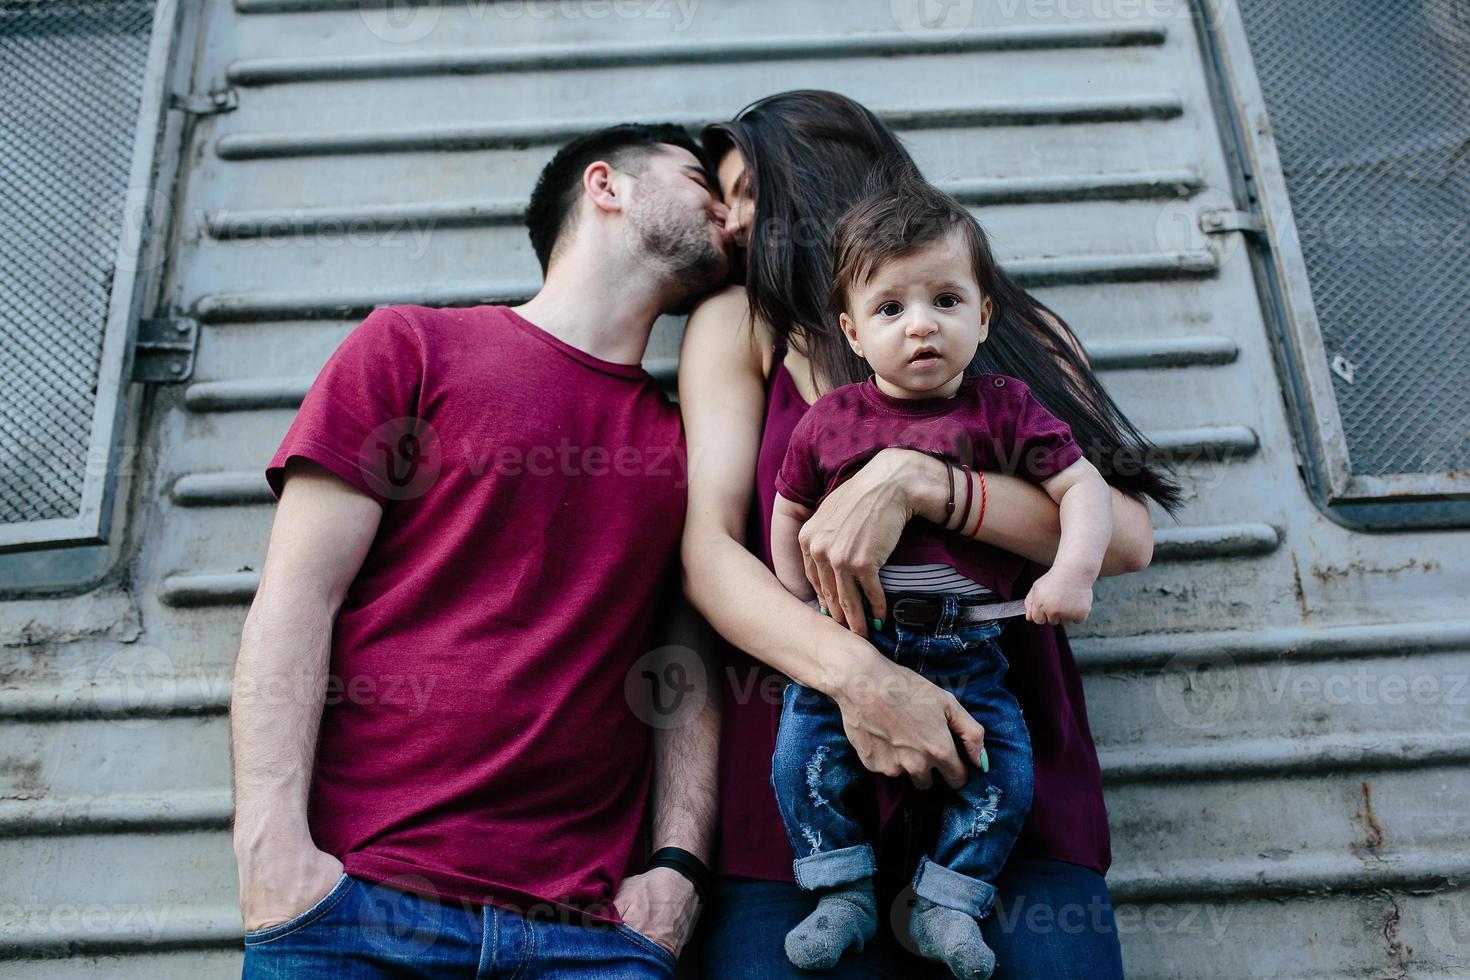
[975,470,988,534]
[958,463,974,536]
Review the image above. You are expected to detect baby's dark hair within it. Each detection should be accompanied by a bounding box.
[829,166,996,318]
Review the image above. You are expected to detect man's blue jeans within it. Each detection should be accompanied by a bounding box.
[771,594,1034,920]
[241,873,675,978]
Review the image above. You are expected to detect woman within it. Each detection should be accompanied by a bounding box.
[679,90,1180,978]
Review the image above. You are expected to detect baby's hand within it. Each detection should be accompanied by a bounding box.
[1025,566,1095,625]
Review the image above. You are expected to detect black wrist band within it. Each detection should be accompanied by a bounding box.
[943,459,956,528]
[929,450,956,529]
[645,847,710,904]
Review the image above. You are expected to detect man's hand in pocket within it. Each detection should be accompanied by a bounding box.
[612,866,699,958]
[237,840,344,932]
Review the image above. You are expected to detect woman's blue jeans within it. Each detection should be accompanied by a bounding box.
[770,597,1033,920]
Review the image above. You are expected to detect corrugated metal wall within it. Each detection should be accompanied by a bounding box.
[3,0,1467,976]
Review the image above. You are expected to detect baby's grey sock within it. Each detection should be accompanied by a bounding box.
[784,878,878,971]
[909,896,996,980]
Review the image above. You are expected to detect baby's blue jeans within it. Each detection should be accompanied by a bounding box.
[771,592,1034,920]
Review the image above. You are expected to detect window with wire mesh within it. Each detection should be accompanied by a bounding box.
[1235,0,1470,480]
[0,0,156,528]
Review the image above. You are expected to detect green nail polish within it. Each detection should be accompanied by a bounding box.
[872,618,883,631]
[979,748,990,773]
[819,607,830,617]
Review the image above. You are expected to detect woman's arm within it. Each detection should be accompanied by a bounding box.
[908,457,1154,575]
[795,450,1152,631]
[678,287,984,791]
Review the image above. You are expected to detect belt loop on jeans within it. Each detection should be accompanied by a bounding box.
[940,594,959,635]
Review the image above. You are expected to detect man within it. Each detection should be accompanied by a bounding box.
[230,123,729,976]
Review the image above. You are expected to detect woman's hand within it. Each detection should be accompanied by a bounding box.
[799,448,942,637]
[826,639,988,790]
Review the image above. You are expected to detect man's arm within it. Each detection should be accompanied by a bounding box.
[612,587,722,957]
[650,591,721,861]
[230,458,382,931]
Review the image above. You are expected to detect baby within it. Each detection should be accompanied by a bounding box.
[769,173,1113,979]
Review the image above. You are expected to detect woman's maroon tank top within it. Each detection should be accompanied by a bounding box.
[712,340,1113,880]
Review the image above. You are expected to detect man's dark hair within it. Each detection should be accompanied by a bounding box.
[525,123,707,273]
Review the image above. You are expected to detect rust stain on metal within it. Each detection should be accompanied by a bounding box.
[1311,556,1440,584]
[1289,553,1307,616]
[1351,781,1386,859]
[1377,892,1412,977]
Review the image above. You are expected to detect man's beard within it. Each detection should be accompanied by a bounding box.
[625,194,731,315]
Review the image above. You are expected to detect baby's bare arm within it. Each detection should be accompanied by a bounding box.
[1026,458,1113,624]
[771,493,818,602]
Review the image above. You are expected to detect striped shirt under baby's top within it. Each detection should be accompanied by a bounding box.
[878,564,997,597]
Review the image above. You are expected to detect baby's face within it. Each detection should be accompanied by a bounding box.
[840,230,992,398]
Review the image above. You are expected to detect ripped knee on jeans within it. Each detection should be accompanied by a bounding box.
[950,784,1003,839]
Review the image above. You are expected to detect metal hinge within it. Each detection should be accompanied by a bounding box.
[1199,207,1265,236]
[132,317,199,382]
[168,88,238,116]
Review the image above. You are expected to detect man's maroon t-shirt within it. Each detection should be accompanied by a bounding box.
[775,373,1082,599]
[264,304,685,921]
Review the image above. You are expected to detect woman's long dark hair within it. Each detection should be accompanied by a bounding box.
[703,90,1181,513]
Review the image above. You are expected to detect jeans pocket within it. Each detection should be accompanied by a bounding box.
[958,631,1008,669]
[612,922,678,969]
[243,872,354,946]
